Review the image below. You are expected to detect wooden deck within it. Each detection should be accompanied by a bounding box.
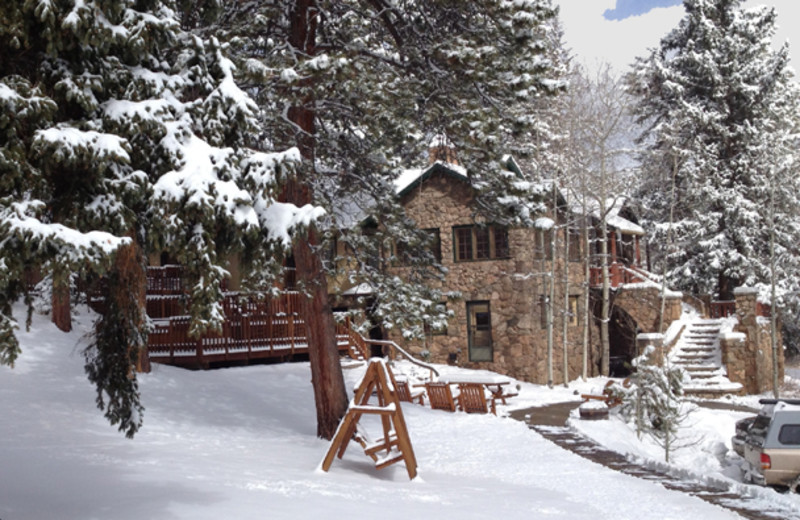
[143,266,368,368]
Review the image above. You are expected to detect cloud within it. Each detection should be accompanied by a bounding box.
[603,0,683,20]
[555,0,799,76]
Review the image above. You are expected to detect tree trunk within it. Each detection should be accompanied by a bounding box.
[285,177,349,439]
[546,183,557,388]
[562,218,570,387]
[285,0,349,440]
[600,216,611,377]
[582,207,590,380]
[52,266,71,332]
[112,239,149,374]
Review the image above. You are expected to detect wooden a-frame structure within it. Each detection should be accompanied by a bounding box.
[321,359,418,480]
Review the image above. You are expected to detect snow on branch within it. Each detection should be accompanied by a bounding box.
[1,200,130,261]
[33,127,131,165]
[256,202,326,248]
[154,125,259,229]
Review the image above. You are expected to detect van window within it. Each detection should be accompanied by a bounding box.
[778,425,800,445]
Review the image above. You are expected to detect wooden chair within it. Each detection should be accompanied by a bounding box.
[424,382,458,412]
[458,383,493,414]
[395,380,425,405]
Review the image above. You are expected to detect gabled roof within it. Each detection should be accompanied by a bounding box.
[394,160,469,198]
[575,197,644,235]
[393,154,531,199]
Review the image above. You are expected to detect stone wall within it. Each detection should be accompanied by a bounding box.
[613,286,682,334]
[391,168,602,385]
[724,287,784,394]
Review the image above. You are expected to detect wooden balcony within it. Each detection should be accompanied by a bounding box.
[143,266,367,368]
[589,263,650,288]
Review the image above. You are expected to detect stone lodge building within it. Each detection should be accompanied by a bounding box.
[387,155,607,385]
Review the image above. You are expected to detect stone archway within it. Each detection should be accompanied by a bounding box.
[608,305,638,377]
[613,286,682,334]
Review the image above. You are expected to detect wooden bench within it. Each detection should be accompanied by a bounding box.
[580,379,628,408]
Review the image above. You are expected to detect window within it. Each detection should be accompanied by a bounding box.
[453,225,510,262]
[467,301,492,361]
[568,295,579,327]
[779,425,800,445]
[568,228,582,262]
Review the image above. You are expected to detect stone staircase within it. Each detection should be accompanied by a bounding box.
[668,318,744,397]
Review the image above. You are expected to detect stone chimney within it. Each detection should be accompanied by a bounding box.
[428,134,459,165]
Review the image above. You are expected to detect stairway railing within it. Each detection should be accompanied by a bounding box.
[365,339,440,379]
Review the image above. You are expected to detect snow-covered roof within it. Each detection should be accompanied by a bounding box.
[575,197,644,236]
[394,160,468,197]
[607,213,644,236]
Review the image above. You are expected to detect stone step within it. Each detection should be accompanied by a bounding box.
[680,364,720,371]
[680,348,715,356]
[677,353,715,360]
[686,372,717,379]
[683,341,714,346]
[684,386,742,398]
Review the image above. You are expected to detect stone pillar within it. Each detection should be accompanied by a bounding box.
[663,294,683,329]
[720,332,748,391]
[734,287,759,329]
[732,286,783,395]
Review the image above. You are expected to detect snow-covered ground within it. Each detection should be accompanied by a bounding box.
[3,304,800,520]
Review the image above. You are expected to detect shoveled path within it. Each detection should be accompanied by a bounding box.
[509,402,798,520]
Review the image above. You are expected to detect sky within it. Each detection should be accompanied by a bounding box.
[554,0,800,74]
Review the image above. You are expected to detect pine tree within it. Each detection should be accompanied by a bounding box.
[619,346,689,463]
[1,0,298,437]
[212,0,564,438]
[629,0,800,311]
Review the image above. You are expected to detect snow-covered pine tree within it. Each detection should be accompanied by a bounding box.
[1,0,300,437]
[629,0,800,319]
[211,0,564,438]
[619,346,689,463]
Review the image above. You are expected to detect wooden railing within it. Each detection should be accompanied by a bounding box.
[709,300,735,319]
[335,317,371,361]
[146,265,184,295]
[147,291,313,365]
[366,339,440,379]
[707,299,771,319]
[589,263,651,288]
